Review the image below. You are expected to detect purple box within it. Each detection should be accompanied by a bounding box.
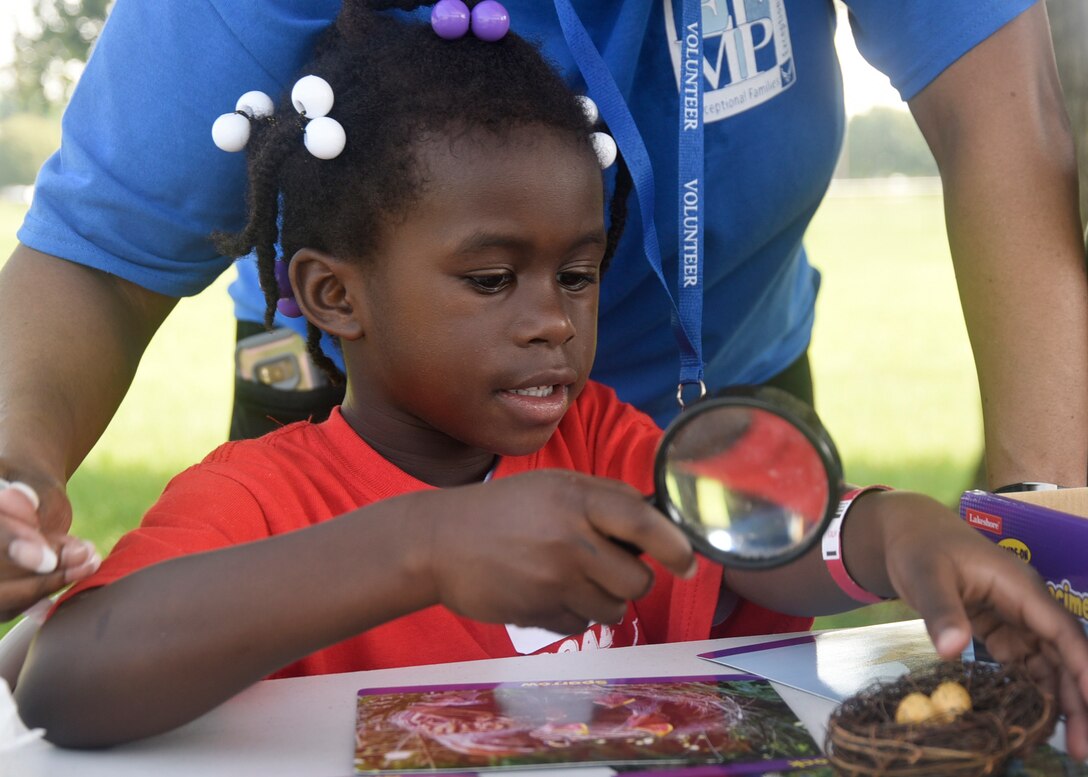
[959,488,1088,633]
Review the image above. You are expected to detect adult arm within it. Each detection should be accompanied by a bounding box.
[908,2,1088,488]
[0,1,343,620]
[0,245,175,618]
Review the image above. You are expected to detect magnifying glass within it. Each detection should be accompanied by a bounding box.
[652,386,844,570]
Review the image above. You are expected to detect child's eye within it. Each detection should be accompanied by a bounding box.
[466,273,513,293]
[557,270,598,291]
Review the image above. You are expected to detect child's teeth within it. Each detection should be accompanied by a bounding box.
[512,386,553,397]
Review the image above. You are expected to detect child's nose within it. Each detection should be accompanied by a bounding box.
[515,284,576,347]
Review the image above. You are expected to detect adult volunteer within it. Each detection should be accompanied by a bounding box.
[0,0,1084,619]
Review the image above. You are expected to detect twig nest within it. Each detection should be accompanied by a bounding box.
[894,692,936,725]
[826,662,1055,777]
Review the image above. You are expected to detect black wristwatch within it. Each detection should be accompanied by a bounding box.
[993,482,1060,494]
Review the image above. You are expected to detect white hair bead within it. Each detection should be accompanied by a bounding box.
[575,95,599,126]
[235,90,274,118]
[212,111,251,152]
[291,75,335,118]
[589,131,617,169]
[304,116,346,159]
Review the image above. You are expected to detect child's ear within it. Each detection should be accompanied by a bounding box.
[288,248,368,341]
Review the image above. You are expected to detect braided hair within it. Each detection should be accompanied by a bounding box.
[214,0,633,383]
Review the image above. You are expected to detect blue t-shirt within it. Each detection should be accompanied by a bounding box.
[18,0,1032,426]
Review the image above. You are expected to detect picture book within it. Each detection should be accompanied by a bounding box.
[354,674,823,775]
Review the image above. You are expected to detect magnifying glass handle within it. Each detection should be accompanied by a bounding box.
[612,538,642,556]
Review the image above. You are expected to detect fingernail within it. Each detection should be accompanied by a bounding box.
[60,539,98,566]
[7,481,40,511]
[9,539,58,574]
[935,627,967,656]
[64,553,101,584]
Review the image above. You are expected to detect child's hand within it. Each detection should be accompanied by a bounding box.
[425,470,696,636]
[875,491,1088,760]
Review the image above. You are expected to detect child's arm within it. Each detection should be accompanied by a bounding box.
[14,470,694,749]
[723,489,1088,760]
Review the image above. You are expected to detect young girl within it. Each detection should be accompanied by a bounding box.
[15,0,1088,754]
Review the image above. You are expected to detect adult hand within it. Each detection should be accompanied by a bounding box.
[876,491,1088,760]
[427,470,696,636]
[0,478,99,622]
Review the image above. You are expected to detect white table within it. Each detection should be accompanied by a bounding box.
[4,630,837,777]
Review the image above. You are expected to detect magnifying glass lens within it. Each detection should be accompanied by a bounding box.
[655,397,839,569]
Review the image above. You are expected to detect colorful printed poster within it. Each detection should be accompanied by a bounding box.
[354,674,822,774]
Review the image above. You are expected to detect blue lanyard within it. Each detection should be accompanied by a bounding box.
[552,0,706,406]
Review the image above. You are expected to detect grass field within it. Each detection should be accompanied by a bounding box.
[0,190,980,632]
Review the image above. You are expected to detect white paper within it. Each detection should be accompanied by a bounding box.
[699,619,945,702]
[0,677,43,754]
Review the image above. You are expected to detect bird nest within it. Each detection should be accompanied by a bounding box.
[825,662,1055,777]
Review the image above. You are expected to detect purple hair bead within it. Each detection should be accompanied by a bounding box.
[276,296,303,318]
[471,0,510,41]
[431,0,470,39]
[274,259,292,297]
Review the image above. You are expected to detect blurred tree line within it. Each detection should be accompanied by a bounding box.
[836,108,937,179]
[0,0,109,188]
[837,0,1088,200]
[1049,0,1088,230]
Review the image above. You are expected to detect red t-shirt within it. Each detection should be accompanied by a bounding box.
[62,381,810,677]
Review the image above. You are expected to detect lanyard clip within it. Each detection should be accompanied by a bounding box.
[676,379,707,409]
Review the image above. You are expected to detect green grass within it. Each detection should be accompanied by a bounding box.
[807,190,979,629]
[65,273,234,552]
[0,190,980,633]
[807,192,982,504]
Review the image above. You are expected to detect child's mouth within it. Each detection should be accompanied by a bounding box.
[497,384,570,426]
[509,385,555,398]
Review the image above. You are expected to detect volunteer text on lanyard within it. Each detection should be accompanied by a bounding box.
[552,0,706,408]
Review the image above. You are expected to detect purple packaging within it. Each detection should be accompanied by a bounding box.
[960,488,1088,633]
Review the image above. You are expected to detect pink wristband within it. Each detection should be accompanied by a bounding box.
[821,485,893,604]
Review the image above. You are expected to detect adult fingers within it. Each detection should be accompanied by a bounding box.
[0,514,56,575]
[0,483,40,526]
[0,481,67,575]
[0,537,99,623]
[55,534,101,583]
[0,470,73,535]
[0,569,68,622]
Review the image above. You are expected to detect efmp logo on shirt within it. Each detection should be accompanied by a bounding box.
[664,0,795,123]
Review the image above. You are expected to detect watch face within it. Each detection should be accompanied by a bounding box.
[993,482,1060,494]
